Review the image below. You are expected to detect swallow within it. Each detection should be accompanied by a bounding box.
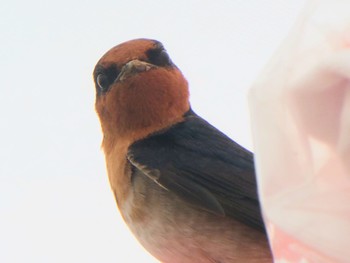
[93,39,272,263]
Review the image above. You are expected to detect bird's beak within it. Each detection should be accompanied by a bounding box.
[117,59,156,82]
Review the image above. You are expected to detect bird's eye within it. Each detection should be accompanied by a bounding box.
[96,74,110,93]
[147,48,172,67]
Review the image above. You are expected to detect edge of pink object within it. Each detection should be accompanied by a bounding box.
[249,1,350,262]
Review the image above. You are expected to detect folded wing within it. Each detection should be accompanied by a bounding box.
[127,109,265,231]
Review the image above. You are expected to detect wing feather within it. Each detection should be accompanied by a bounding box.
[127,109,265,231]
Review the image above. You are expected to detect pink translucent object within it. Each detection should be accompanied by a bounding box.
[249,1,350,262]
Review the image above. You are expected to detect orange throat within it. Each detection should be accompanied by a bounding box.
[96,67,190,153]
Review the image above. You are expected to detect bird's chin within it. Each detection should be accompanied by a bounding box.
[117,59,157,82]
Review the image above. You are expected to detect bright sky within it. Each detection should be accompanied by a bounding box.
[0,1,305,262]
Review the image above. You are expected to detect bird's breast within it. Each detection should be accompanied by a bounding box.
[117,171,272,263]
[104,141,132,206]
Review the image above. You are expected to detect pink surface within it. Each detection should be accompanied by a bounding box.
[249,1,350,262]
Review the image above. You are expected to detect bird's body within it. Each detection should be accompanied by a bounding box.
[93,39,272,262]
[122,173,270,263]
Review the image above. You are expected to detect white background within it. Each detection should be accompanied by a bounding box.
[0,1,305,262]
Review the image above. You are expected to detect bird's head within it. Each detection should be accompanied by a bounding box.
[93,39,190,149]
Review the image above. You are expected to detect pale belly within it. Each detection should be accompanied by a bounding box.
[118,174,272,263]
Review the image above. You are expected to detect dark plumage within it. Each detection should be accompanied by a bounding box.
[128,109,264,231]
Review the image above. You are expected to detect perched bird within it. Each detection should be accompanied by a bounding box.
[93,39,272,263]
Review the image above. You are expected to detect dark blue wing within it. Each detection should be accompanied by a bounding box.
[127,109,265,231]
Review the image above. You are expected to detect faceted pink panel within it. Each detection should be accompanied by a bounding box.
[249,1,350,262]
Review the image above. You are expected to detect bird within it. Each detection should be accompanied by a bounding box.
[93,38,272,263]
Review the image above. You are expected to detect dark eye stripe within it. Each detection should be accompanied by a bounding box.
[146,46,173,67]
[97,74,109,92]
[94,64,120,95]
